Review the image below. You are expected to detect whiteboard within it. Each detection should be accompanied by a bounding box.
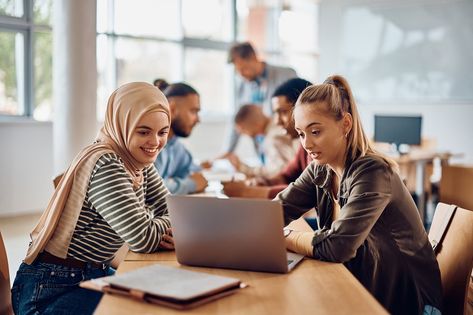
[337,0,473,104]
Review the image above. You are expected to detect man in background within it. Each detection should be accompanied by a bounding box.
[223,41,297,156]
[155,82,208,195]
[226,104,298,178]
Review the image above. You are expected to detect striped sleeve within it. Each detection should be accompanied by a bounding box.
[144,164,171,218]
[88,155,171,253]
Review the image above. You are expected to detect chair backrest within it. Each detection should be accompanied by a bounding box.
[0,231,13,315]
[429,203,473,315]
[440,164,473,210]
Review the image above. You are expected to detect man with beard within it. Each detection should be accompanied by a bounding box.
[155,83,208,194]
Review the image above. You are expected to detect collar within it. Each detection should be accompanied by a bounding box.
[313,156,355,198]
[167,135,178,145]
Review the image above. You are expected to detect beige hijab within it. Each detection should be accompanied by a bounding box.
[24,82,170,264]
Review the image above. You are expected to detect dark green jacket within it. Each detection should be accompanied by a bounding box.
[277,154,442,315]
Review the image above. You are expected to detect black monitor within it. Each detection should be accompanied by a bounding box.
[374,115,422,152]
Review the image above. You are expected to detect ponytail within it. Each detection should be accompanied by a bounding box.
[296,75,397,169]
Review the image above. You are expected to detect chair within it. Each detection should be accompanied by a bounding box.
[440,164,473,210]
[1,231,13,315]
[429,203,473,315]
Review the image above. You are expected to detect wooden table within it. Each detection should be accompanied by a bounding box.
[95,253,387,314]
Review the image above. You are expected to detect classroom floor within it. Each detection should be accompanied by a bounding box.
[1,212,41,284]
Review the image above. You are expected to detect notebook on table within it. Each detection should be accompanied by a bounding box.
[166,195,305,273]
[80,263,244,309]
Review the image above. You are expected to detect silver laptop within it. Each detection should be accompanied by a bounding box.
[166,195,304,273]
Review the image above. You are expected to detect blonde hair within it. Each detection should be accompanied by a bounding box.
[296,75,397,169]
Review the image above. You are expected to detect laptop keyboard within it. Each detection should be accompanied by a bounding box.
[287,259,294,265]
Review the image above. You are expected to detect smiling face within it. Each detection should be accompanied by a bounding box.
[128,111,170,166]
[294,103,350,168]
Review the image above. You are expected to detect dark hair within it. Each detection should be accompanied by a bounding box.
[227,42,257,63]
[163,82,198,98]
[234,104,259,124]
[153,78,169,90]
[272,78,312,105]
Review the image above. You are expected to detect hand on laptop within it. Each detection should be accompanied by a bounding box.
[159,228,174,250]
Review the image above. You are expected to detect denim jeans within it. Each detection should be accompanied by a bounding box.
[11,261,115,315]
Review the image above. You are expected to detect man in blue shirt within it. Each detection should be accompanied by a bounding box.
[155,83,208,194]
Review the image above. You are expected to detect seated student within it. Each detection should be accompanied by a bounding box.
[225,104,298,178]
[155,82,208,195]
[11,82,175,315]
[279,75,442,314]
[223,78,311,199]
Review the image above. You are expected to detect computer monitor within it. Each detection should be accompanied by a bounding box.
[374,115,422,152]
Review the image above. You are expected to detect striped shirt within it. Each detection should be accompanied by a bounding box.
[67,153,171,263]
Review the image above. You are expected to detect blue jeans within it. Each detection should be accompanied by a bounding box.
[11,261,115,315]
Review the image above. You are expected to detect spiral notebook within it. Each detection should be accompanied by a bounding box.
[80,263,245,309]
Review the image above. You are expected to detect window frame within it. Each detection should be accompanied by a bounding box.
[0,0,52,119]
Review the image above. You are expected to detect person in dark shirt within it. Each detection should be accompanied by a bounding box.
[278,75,442,315]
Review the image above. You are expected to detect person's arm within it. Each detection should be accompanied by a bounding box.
[256,134,294,178]
[162,177,197,195]
[222,181,270,198]
[312,159,392,263]
[276,162,319,224]
[88,158,171,253]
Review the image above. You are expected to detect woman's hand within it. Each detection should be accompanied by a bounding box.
[285,230,314,257]
[159,228,175,250]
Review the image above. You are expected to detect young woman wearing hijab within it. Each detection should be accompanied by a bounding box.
[278,75,442,315]
[11,82,174,315]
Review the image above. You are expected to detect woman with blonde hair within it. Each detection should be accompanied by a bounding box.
[11,82,174,314]
[279,75,442,314]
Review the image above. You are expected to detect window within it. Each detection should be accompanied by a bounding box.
[0,0,52,119]
[98,0,319,119]
[1,0,319,119]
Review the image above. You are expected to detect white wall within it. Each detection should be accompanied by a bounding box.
[0,121,54,216]
[319,0,473,163]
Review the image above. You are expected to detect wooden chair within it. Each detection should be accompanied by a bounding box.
[1,232,13,315]
[440,164,473,210]
[429,203,473,314]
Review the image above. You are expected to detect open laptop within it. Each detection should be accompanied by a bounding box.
[166,195,304,273]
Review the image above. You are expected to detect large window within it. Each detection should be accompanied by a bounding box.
[1,0,319,120]
[0,0,52,119]
[97,0,319,119]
